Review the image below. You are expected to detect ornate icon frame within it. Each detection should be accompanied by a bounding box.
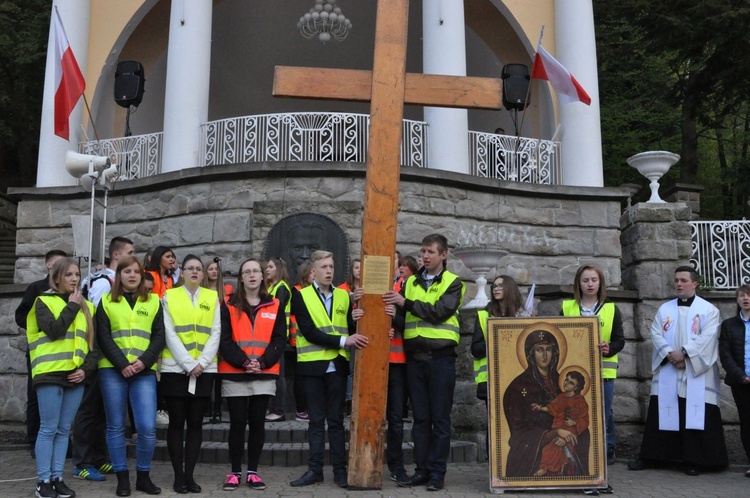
[486,316,607,493]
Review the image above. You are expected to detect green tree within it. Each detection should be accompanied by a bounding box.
[0,0,50,190]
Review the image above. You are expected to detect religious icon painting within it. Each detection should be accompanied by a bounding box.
[486,316,607,493]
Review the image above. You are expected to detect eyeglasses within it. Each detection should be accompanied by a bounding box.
[242,268,263,275]
[183,266,203,273]
[490,284,504,291]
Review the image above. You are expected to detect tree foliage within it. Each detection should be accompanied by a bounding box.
[0,0,50,190]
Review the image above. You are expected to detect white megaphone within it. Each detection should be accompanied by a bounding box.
[65,151,111,179]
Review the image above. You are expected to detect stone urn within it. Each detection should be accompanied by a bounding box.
[452,246,507,309]
[626,151,680,203]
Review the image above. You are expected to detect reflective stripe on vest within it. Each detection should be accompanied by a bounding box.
[162,288,218,360]
[26,295,92,379]
[296,285,350,363]
[403,271,464,344]
[269,280,292,338]
[473,310,489,384]
[99,293,160,370]
[218,299,281,375]
[562,300,618,379]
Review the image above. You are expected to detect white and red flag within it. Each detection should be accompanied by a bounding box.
[53,8,86,140]
[531,44,590,106]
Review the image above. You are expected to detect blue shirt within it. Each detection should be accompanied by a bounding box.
[740,311,750,377]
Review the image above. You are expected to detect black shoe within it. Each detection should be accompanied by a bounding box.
[173,482,189,494]
[185,480,201,493]
[627,458,646,471]
[601,484,614,494]
[35,480,58,498]
[333,468,348,488]
[135,471,161,495]
[290,470,323,487]
[397,470,429,487]
[390,469,409,484]
[684,467,700,476]
[583,490,599,496]
[426,475,444,491]
[115,470,130,497]
[52,478,75,498]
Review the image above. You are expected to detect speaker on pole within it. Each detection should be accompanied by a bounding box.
[114,61,145,108]
[502,64,530,111]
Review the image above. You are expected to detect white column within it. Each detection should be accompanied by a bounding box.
[36,0,90,187]
[161,0,212,173]
[555,0,603,186]
[422,0,469,174]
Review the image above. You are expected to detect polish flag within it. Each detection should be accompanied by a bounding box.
[53,8,85,140]
[531,44,591,106]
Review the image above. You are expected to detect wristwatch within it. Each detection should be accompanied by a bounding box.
[681,347,688,357]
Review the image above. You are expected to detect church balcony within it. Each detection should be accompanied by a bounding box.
[79,112,560,184]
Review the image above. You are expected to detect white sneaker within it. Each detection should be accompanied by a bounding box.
[155,410,170,425]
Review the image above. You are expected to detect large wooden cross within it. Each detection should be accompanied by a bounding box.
[273,0,503,489]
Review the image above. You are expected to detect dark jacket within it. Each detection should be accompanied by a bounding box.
[32,292,99,388]
[290,285,357,377]
[15,276,51,329]
[719,315,749,386]
[95,292,165,375]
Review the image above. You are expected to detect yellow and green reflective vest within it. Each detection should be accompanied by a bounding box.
[404,271,464,344]
[473,309,489,384]
[562,299,618,379]
[26,295,93,379]
[99,293,160,370]
[268,280,292,337]
[162,287,218,360]
[296,285,350,363]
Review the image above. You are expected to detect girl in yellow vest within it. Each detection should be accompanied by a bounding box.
[471,275,528,401]
[26,257,96,498]
[264,258,292,422]
[561,265,624,472]
[96,255,165,496]
[219,259,286,490]
[160,255,221,494]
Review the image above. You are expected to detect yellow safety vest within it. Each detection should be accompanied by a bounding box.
[404,271,464,344]
[162,287,218,360]
[26,295,93,379]
[562,299,618,379]
[473,310,489,384]
[268,280,292,337]
[99,293,161,370]
[296,285,350,363]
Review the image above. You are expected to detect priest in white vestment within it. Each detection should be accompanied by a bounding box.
[628,266,728,475]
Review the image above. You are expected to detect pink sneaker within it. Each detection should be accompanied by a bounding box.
[295,411,309,421]
[223,473,240,491]
[246,473,266,490]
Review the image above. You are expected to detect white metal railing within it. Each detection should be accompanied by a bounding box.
[200,112,427,169]
[78,132,162,180]
[468,131,561,184]
[690,220,750,289]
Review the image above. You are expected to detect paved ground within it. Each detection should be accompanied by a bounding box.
[0,449,747,498]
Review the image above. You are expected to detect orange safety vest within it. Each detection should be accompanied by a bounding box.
[218,298,281,376]
[148,270,173,298]
[389,278,406,364]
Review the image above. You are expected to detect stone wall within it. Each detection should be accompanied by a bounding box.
[0,192,17,232]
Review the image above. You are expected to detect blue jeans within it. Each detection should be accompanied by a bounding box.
[603,379,616,453]
[99,368,157,472]
[35,383,85,481]
[406,355,456,478]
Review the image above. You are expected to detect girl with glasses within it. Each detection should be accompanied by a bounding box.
[160,255,221,493]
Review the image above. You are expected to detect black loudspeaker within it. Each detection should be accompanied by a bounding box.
[502,64,530,111]
[114,61,145,108]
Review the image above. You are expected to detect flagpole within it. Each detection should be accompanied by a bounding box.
[82,94,101,144]
[512,26,544,164]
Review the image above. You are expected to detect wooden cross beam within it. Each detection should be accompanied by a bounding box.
[273,0,503,489]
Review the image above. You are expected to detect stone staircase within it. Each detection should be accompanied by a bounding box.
[0,235,16,284]
[130,416,478,466]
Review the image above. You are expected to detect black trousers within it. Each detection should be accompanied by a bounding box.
[731,384,750,463]
[71,371,109,468]
[26,353,39,445]
[303,372,347,474]
[386,363,406,473]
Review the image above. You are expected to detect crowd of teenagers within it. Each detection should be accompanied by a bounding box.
[14,233,750,497]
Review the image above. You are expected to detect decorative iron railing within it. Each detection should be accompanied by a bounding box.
[690,220,750,289]
[78,132,162,180]
[200,112,427,169]
[468,131,561,185]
